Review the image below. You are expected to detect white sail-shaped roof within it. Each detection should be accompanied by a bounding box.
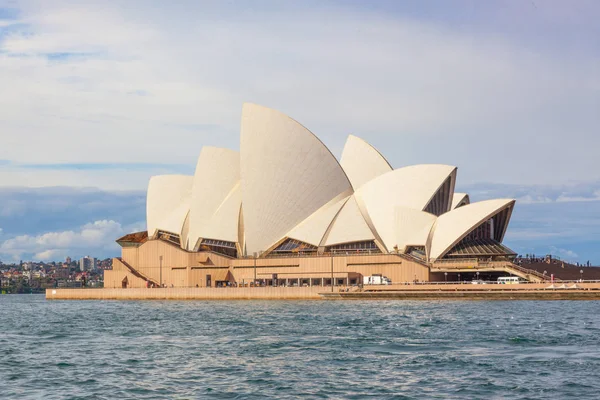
[451,193,470,209]
[240,103,352,255]
[323,195,376,246]
[146,175,193,237]
[355,164,457,251]
[286,192,351,246]
[180,211,191,249]
[196,184,241,246]
[187,147,241,250]
[428,199,515,261]
[340,134,392,190]
[394,207,437,253]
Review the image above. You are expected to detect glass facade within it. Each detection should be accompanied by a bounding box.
[327,240,380,254]
[199,239,238,258]
[271,239,318,255]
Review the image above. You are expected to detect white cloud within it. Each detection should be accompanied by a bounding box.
[516,195,554,205]
[0,219,126,261]
[0,1,598,190]
[556,190,600,203]
[550,246,579,260]
[462,181,600,204]
[34,249,62,261]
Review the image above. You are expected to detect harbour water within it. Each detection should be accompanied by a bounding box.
[2,295,600,399]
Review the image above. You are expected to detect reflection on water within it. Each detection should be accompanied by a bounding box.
[1,295,600,399]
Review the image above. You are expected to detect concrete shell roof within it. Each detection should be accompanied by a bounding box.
[354,164,457,251]
[394,207,437,253]
[428,198,516,261]
[187,146,241,249]
[146,175,193,238]
[323,195,376,246]
[240,103,352,255]
[286,192,351,246]
[340,134,392,190]
[143,104,518,257]
[451,193,470,209]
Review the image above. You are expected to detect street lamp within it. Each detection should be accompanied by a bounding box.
[331,256,334,293]
[253,252,257,284]
[580,269,583,281]
[458,273,461,283]
[444,272,447,282]
[159,255,163,287]
[476,271,480,281]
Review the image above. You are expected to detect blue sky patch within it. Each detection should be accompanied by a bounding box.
[0,7,19,20]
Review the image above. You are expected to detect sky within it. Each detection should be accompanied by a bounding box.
[0,0,598,263]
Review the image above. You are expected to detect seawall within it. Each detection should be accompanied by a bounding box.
[46,283,600,301]
[320,290,600,300]
[46,286,326,300]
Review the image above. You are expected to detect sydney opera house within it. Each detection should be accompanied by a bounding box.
[105,103,532,289]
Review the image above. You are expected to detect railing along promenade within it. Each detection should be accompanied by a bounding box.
[431,258,551,282]
[114,257,160,286]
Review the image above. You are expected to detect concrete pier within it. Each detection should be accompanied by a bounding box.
[46,286,325,300]
[320,290,600,300]
[46,282,600,301]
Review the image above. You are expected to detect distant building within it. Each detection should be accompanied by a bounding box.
[79,256,97,272]
[66,257,72,264]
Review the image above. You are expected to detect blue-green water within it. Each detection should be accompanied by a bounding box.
[2,296,600,399]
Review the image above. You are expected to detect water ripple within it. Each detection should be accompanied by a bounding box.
[1,296,600,399]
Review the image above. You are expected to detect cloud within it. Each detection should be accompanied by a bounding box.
[0,2,598,264]
[556,190,600,203]
[0,1,597,190]
[12,161,191,171]
[460,180,600,204]
[458,180,600,264]
[549,246,579,260]
[0,162,193,190]
[515,195,554,205]
[33,249,62,261]
[0,186,145,245]
[0,219,129,261]
[0,180,598,264]
[0,186,146,261]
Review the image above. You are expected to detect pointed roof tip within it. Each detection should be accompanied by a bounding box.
[345,133,365,143]
[447,198,516,209]
[451,193,471,209]
[343,134,393,169]
[242,101,260,109]
[242,102,311,129]
[240,100,352,255]
[340,134,394,190]
[480,198,516,204]
[242,102,270,116]
[242,102,281,114]
[371,164,457,182]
